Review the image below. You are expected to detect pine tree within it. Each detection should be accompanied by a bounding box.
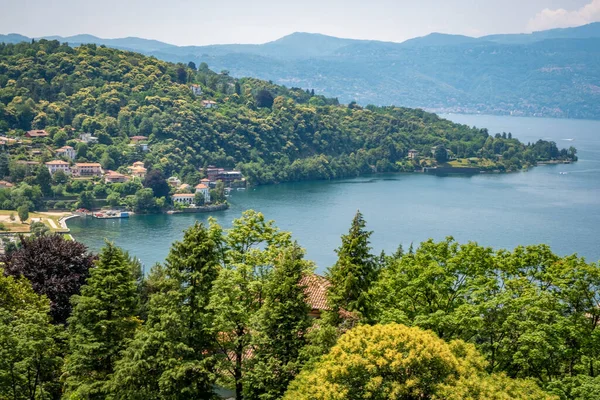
[245,244,312,400]
[327,210,379,322]
[63,243,140,399]
[110,222,220,399]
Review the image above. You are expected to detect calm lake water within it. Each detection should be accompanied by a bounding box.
[68,114,600,273]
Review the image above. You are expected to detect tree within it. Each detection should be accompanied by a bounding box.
[187,61,197,70]
[1,234,95,324]
[245,244,312,400]
[36,165,52,196]
[52,168,68,185]
[209,210,294,399]
[63,243,140,399]
[326,210,379,322]
[110,222,220,399]
[144,169,170,198]
[53,130,67,147]
[134,187,158,213]
[17,204,28,223]
[283,324,553,400]
[0,272,63,400]
[434,145,448,163]
[255,89,274,108]
[30,220,49,237]
[76,190,95,210]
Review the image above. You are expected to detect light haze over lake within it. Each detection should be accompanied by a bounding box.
[68,114,600,273]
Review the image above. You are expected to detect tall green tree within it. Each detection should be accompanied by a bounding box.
[209,210,293,400]
[245,244,312,400]
[110,222,221,399]
[63,243,140,399]
[326,210,379,322]
[35,165,52,197]
[0,271,63,400]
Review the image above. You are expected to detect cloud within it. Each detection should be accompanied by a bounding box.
[527,0,600,31]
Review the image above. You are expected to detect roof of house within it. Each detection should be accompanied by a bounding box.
[202,100,217,104]
[0,180,14,187]
[74,163,102,167]
[172,193,195,198]
[105,170,126,178]
[56,146,74,152]
[200,178,210,182]
[300,274,331,311]
[45,160,69,165]
[26,129,49,137]
[132,161,144,166]
[195,183,208,189]
[130,135,148,140]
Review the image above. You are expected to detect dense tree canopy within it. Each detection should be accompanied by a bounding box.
[0,40,575,197]
[1,233,95,324]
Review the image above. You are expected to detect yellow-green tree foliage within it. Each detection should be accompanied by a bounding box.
[284,323,555,400]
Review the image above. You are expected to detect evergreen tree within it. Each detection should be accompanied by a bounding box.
[327,210,379,322]
[0,271,63,400]
[245,244,312,400]
[110,222,220,399]
[63,243,140,399]
[35,165,52,196]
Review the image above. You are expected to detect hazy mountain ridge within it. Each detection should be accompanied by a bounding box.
[2,23,599,119]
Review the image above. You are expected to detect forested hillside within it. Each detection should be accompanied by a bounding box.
[3,23,598,119]
[0,40,573,191]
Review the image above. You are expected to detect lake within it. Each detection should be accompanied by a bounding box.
[68,114,600,273]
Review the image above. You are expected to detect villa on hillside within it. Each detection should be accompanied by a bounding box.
[26,129,49,138]
[201,100,217,109]
[128,162,147,180]
[104,170,129,183]
[79,133,98,144]
[178,183,191,192]
[190,84,202,96]
[72,163,103,177]
[408,149,418,159]
[0,180,14,188]
[56,145,76,159]
[130,135,148,144]
[45,160,70,175]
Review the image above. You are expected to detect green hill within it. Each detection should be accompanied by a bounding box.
[2,23,599,119]
[0,40,574,190]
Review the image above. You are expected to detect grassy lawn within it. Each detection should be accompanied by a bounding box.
[447,158,497,168]
[0,210,71,234]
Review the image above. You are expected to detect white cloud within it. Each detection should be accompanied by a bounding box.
[527,0,600,31]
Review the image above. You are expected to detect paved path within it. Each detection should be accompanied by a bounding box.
[46,218,58,230]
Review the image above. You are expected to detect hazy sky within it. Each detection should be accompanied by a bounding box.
[1,0,599,45]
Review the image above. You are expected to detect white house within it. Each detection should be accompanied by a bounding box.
[408,149,418,159]
[190,84,203,96]
[45,160,70,175]
[195,183,211,203]
[56,146,76,160]
[172,193,195,205]
[79,133,98,144]
[201,100,217,109]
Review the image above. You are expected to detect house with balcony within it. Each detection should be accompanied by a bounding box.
[128,161,147,180]
[45,160,71,175]
[104,170,129,183]
[172,193,195,205]
[72,163,103,177]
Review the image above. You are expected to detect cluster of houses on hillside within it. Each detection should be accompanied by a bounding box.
[44,160,148,183]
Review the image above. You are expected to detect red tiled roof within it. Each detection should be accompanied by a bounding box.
[300,274,331,311]
[172,193,194,198]
[74,163,102,167]
[195,183,208,189]
[45,160,69,165]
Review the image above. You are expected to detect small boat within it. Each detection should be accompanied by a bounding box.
[237,187,246,191]
[94,211,130,219]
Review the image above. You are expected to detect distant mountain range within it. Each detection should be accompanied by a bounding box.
[2,23,600,119]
